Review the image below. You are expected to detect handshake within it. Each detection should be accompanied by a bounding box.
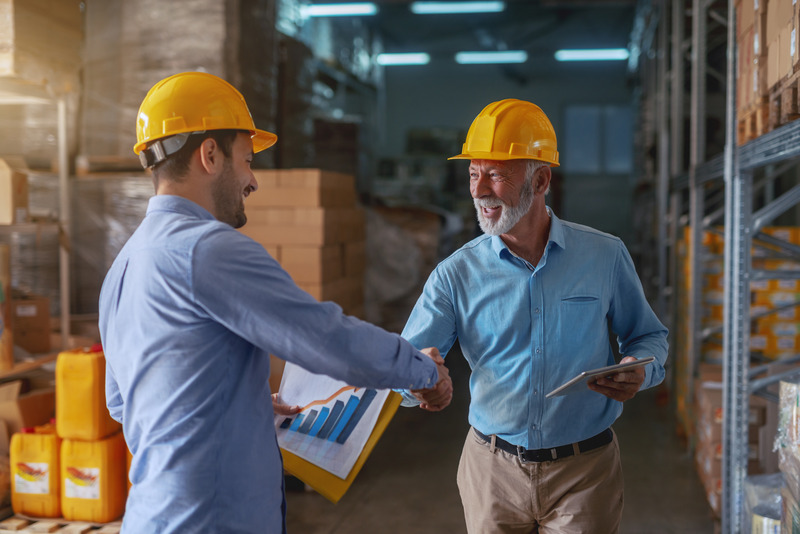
[411,347,453,412]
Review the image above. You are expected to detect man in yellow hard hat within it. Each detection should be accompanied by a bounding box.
[400,99,668,533]
[98,72,452,534]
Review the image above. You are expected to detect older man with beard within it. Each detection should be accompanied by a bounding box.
[398,99,668,534]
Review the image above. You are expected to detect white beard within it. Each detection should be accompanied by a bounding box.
[474,177,535,236]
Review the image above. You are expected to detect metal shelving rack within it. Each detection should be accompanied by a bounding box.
[636,0,800,532]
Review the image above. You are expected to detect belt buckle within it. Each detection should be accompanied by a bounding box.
[516,445,528,464]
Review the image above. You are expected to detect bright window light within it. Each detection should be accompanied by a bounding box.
[554,48,630,61]
[410,1,505,14]
[303,3,378,17]
[376,53,431,66]
[455,50,527,64]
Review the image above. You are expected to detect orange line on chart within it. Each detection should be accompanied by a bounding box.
[301,386,360,411]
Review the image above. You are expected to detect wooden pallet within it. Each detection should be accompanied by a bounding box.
[737,99,769,145]
[767,72,800,132]
[0,516,121,533]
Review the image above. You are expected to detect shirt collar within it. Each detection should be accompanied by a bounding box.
[146,195,216,221]
[491,206,566,259]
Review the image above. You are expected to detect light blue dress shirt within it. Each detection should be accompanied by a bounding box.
[401,210,668,450]
[98,196,438,534]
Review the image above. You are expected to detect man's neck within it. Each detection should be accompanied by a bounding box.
[500,205,551,266]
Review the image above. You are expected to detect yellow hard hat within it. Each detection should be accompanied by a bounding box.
[449,99,559,167]
[133,71,277,165]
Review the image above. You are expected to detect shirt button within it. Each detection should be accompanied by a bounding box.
[536,348,542,354]
[534,308,540,314]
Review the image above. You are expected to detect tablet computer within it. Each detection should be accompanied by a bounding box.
[545,356,655,398]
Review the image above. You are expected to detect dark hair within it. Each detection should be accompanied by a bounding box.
[152,129,241,182]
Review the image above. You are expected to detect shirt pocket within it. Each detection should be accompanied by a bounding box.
[557,295,605,344]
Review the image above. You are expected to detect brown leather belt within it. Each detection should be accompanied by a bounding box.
[474,427,613,463]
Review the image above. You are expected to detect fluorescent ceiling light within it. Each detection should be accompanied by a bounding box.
[376,53,431,66]
[554,48,630,61]
[303,3,378,17]
[455,50,527,64]
[410,1,505,14]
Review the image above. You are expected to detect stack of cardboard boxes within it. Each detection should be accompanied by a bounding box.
[737,0,800,143]
[239,168,366,318]
[694,364,767,515]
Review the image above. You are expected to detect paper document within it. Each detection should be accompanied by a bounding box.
[275,362,390,479]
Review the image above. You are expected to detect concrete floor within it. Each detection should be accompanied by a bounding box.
[284,352,717,533]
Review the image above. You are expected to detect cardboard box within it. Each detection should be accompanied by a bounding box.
[11,294,51,354]
[298,277,364,313]
[344,242,366,277]
[0,380,55,437]
[281,245,344,284]
[0,158,29,225]
[247,169,358,209]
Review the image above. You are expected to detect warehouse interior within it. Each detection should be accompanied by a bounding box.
[1,0,800,532]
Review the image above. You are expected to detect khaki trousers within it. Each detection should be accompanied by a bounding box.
[456,427,624,534]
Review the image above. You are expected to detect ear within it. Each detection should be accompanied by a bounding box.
[198,138,221,175]
[536,165,552,193]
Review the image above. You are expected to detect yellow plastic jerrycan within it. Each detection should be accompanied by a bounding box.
[56,344,121,440]
[10,425,61,518]
[61,431,127,523]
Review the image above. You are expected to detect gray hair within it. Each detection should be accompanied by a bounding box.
[526,160,551,195]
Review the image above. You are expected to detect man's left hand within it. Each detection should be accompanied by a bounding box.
[587,356,645,402]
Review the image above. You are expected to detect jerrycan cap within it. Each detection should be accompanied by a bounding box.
[88,343,103,353]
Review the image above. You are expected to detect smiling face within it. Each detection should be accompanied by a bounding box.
[211,132,257,228]
[469,159,535,236]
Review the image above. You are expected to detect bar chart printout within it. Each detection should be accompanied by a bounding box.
[275,362,390,479]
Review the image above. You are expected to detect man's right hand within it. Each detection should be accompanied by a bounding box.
[410,347,453,412]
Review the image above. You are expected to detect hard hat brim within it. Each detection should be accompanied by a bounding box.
[447,152,560,167]
[252,129,278,153]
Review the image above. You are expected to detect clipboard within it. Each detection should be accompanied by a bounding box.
[280,391,403,503]
[545,356,655,398]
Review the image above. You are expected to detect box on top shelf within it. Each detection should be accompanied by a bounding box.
[0,0,83,88]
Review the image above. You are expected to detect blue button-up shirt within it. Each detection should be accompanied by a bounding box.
[401,210,668,450]
[98,196,438,534]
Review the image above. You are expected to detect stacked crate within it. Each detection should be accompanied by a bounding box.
[10,346,127,523]
[240,169,366,318]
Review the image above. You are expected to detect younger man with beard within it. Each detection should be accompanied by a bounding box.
[400,99,668,533]
[98,72,451,533]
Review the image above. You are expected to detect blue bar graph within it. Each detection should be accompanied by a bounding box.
[288,413,305,432]
[297,409,319,434]
[317,400,345,440]
[327,395,361,442]
[308,407,330,437]
[279,389,378,445]
[336,389,377,444]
